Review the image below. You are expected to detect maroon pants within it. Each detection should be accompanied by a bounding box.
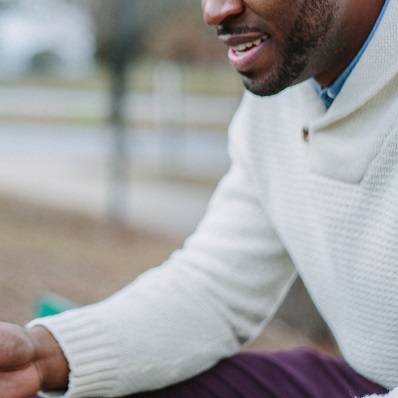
[131,348,388,398]
[31,348,388,398]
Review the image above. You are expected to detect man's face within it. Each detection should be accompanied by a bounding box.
[202,0,343,96]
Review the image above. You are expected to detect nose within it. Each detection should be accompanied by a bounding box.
[202,0,244,26]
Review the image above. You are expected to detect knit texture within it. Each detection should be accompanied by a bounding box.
[30,1,398,397]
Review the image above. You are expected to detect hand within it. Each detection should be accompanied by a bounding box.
[0,321,69,398]
[0,322,41,397]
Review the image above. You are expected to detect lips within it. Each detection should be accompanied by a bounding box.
[224,33,271,73]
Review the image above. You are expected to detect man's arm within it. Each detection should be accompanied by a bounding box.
[0,322,69,397]
[23,96,301,397]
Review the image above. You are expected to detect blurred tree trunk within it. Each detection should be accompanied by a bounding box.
[79,0,206,62]
[107,0,137,221]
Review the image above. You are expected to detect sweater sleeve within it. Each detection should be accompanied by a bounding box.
[28,109,297,397]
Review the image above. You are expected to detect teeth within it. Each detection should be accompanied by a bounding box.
[232,35,268,54]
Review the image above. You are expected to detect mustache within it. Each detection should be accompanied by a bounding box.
[217,25,263,36]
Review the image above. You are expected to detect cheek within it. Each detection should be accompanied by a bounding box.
[248,0,302,18]
[247,0,304,38]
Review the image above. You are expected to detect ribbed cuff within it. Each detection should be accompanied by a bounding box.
[28,306,120,398]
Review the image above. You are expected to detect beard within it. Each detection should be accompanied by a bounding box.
[242,0,339,96]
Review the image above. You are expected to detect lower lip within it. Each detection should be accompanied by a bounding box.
[228,39,270,72]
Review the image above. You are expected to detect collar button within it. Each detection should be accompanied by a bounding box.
[302,127,309,142]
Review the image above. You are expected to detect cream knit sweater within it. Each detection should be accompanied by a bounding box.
[31,1,398,397]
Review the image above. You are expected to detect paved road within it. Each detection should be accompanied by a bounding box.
[0,120,230,239]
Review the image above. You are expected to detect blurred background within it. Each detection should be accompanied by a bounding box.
[0,0,244,238]
[0,0,335,353]
[0,0,244,324]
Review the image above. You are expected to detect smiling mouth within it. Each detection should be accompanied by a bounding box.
[231,35,269,56]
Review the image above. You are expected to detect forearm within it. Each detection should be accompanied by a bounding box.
[27,152,295,396]
[28,326,69,392]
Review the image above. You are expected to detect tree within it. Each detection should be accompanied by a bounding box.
[106,0,137,221]
[73,0,223,63]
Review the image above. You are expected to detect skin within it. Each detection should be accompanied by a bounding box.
[0,322,69,397]
[0,1,387,396]
[202,0,386,96]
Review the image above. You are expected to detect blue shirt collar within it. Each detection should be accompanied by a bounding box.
[312,0,390,109]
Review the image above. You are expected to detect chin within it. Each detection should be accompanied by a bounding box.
[242,76,287,97]
[240,69,293,97]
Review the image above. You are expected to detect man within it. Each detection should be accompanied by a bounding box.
[1,0,397,396]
